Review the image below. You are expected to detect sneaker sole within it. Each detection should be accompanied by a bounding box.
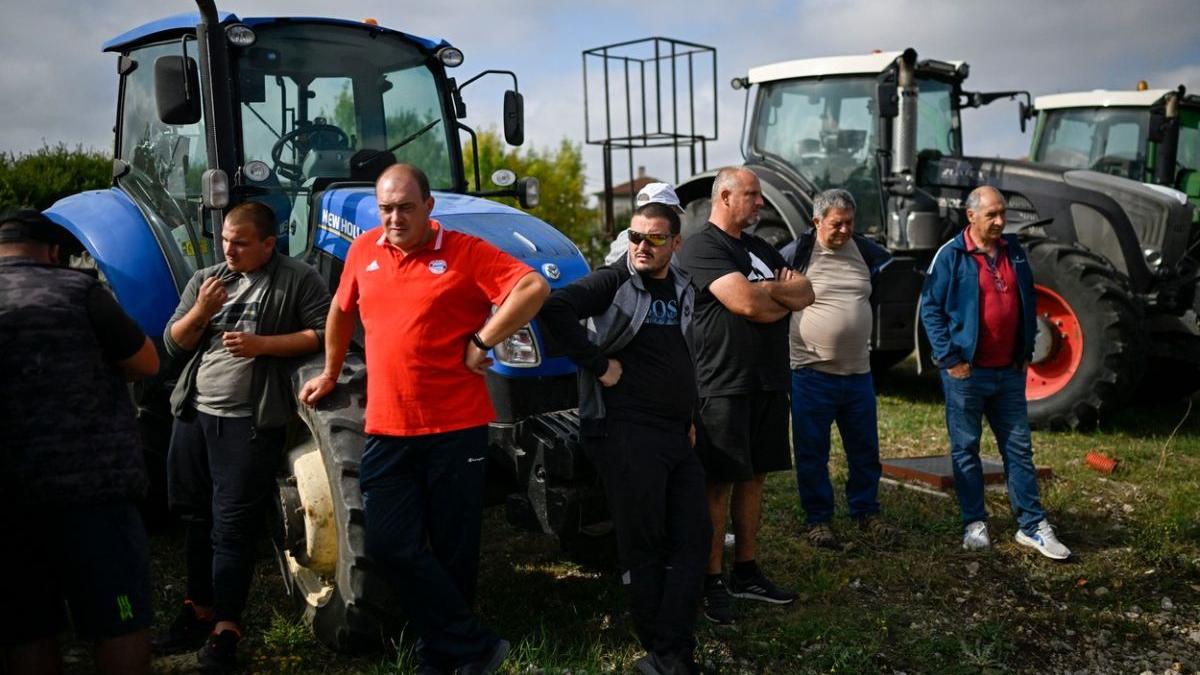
[727,590,795,605]
[703,610,735,625]
[1014,531,1070,560]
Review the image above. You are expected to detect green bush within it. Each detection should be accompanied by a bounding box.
[0,144,112,211]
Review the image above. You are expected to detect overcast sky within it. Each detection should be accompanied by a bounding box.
[2,0,1196,196]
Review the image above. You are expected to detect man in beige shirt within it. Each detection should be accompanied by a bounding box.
[779,189,894,550]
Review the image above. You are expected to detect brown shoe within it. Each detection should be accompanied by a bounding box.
[806,523,840,550]
[855,514,899,542]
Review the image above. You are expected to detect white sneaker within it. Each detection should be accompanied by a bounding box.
[1015,520,1071,560]
[962,521,990,550]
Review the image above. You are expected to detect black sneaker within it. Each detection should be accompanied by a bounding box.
[702,577,735,625]
[728,567,797,605]
[196,629,239,674]
[154,603,214,654]
[457,638,510,675]
[635,651,700,675]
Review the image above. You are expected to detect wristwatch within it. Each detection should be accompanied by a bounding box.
[471,332,492,350]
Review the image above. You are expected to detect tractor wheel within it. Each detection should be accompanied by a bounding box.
[1024,238,1144,429]
[681,198,711,241]
[274,352,398,652]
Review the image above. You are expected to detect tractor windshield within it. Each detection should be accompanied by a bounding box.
[753,77,882,232]
[236,23,456,194]
[1032,107,1149,179]
[752,76,959,234]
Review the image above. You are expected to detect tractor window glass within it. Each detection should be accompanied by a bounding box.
[1177,109,1199,175]
[1035,108,1149,179]
[236,23,456,200]
[753,77,882,234]
[381,67,453,189]
[116,41,210,274]
[915,78,959,156]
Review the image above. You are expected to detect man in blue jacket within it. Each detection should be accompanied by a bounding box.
[919,186,1070,559]
[780,189,894,550]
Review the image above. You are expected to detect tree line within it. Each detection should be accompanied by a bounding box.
[1,136,605,266]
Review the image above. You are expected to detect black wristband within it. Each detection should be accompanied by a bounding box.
[471,332,492,350]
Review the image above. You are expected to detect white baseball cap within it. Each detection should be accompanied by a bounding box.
[634,182,685,214]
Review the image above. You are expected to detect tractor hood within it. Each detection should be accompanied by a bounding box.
[921,154,1197,291]
[312,187,590,288]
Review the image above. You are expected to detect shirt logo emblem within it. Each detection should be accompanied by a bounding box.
[429,259,448,274]
[365,259,380,272]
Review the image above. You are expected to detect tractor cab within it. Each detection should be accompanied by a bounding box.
[744,50,964,243]
[99,11,538,307]
[1030,86,1200,219]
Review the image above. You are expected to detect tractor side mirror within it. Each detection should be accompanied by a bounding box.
[1018,102,1032,134]
[154,55,201,125]
[504,90,525,146]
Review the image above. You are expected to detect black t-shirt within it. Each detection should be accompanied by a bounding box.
[86,286,147,362]
[604,272,696,429]
[677,223,789,396]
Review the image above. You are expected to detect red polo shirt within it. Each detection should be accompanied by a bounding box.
[335,220,534,435]
[964,229,1019,367]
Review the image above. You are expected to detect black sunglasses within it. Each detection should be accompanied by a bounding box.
[627,229,673,247]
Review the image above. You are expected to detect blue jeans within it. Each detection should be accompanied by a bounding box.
[939,366,1045,536]
[790,368,881,524]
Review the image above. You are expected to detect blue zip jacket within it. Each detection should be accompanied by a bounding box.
[919,231,1036,369]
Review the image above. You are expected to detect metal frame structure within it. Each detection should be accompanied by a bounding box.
[583,37,717,235]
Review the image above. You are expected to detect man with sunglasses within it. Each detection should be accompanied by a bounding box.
[920,185,1070,560]
[779,189,894,551]
[540,194,708,675]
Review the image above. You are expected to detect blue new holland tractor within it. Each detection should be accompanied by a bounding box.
[44,2,598,650]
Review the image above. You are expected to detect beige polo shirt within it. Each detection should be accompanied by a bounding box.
[789,240,873,375]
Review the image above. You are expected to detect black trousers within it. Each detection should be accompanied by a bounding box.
[360,427,498,671]
[167,412,283,624]
[590,418,710,657]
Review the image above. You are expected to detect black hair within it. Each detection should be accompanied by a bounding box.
[632,201,681,234]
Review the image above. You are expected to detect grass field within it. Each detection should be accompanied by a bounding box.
[72,361,1200,674]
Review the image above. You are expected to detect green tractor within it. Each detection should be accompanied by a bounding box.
[1029,84,1200,221]
[669,49,1198,428]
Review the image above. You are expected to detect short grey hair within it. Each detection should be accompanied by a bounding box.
[711,166,748,200]
[812,188,856,219]
[965,185,1001,213]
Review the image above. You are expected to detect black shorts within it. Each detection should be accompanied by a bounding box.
[1,501,154,645]
[694,391,792,482]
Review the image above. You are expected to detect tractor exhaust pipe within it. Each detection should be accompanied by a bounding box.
[891,48,918,176]
[1154,87,1184,187]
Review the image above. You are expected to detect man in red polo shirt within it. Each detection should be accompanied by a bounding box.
[299,164,549,674]
[920,185,1071,561]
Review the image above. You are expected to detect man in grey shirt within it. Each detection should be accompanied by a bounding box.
[160,202,330,672]
[780,189,894,550]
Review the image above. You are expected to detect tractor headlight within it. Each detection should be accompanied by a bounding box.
[493,324,541,367]
[437,47,464,68]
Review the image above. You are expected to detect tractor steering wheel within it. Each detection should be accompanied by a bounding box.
[270,123,351,182]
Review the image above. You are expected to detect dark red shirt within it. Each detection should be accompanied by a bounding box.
[964,229,1019,367]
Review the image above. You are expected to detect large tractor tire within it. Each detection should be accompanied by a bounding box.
[274,352,399,652]
[1024,238,1144,429]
